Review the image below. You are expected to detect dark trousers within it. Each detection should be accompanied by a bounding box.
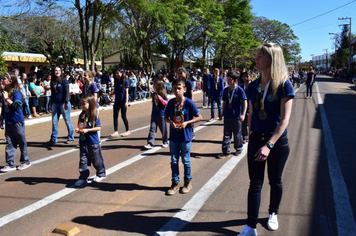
[306,82,313,97]
[129,87,137,101]
[113,100,129,132]
[247,132,290,228]
[147,115,168,145]
[222,118,243,154]
[5,122,30,167]
[79,143,106,179]
[71,93,81,109]
[241,112,249,140]
[203,89,210,106]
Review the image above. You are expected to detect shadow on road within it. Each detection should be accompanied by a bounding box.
[72,209,253,235]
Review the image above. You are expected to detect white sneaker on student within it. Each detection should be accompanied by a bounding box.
[237,225,257,236]
[267,213,279,231]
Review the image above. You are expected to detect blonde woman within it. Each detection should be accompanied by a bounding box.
[238,43,295,236]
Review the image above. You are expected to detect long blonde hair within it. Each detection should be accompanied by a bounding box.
[257,43,288,98]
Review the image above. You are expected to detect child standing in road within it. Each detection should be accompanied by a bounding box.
[240,71,252,143]
[217,71,247,159]
[74,94,106,187]
[209,68,224,121]
[0,72,31,172]
[144,80,169,149]
[164,79,202,195]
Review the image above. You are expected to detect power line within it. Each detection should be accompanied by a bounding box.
[291,0,356,27]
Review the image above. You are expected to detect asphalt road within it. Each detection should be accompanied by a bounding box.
[0,75,355,236]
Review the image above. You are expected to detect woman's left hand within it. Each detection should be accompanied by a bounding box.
[64,102,68,110]
[254,145,271,162]
[2,91,8,99]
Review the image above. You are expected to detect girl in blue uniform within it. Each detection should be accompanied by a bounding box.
[238,43,295,236]
[144,79,168,149]
[74,93,106,187]
[109,69,130,138]
[0,72,31,172]
[48,66,74,145]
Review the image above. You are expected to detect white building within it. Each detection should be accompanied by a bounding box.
[312,53,331,70]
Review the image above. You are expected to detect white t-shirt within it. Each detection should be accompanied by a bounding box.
[70,83,80,94]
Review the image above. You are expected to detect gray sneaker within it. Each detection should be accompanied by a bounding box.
[17,163,32,171]
[0,165,17,172]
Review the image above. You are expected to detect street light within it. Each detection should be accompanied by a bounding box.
[310,54,314,67]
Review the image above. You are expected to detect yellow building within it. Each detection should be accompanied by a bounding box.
[1,52,101,74]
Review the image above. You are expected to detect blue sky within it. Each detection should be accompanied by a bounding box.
[250,0,356,61]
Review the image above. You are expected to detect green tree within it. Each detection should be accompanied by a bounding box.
[215,0,255,70]
[251,16,300,63]
[74,0,121,71]
[0,55,8,74]
[335,25,350,69]
[0,26,25,52]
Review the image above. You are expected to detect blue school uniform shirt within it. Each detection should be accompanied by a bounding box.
[83,82,99,107]
[115,80,129,101]
[247,78,294,135]
[3,90,24,124]
[202,74,212,90]
[209,76,224,98]
[240,83,250,113]
[152,94,168,116]
[165,97,200,142]
[51,79,69,103]
[222,86,247,119]
[183,80,193,99]
[79,114,101,144]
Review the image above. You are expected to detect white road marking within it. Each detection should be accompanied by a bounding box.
[315,82,356,235]
[155,147,246,235]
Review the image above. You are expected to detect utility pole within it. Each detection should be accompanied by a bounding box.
[323,49,328,71]
[338,17,352,72]
[310,54,314,67]
[329,33,339,69]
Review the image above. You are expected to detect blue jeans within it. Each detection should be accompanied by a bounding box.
[247,132,290,228]
[45,96,51,111]
[23,97,31,116]
[210,96,222,118]
[50,102,74,142]
[169,140,192,183]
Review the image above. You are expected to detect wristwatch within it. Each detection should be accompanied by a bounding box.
[266,141,274,149]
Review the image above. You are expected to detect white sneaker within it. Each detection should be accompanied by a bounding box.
[93,176,106,183]
[0,165,17,173]
[202,105,207,108]
[237,225,257,236]
[267,213,279,231]
[162,142,169,148]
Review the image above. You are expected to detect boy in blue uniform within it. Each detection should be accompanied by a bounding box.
[164,79,202,195]
[202,68,212,108]
[209,68,224,121]
[218,71,247,159]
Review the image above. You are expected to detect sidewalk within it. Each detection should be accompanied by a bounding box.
[24,90,203,126]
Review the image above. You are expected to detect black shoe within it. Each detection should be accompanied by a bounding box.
[47,140,56,146]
